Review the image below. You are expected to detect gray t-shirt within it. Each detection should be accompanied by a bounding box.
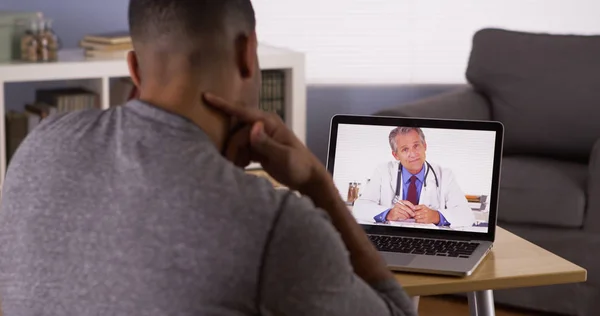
[0,100,415,316]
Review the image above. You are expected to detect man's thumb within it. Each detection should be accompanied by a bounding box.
[250,122,285,155]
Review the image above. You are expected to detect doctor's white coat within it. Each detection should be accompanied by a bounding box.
[353,160,475,228]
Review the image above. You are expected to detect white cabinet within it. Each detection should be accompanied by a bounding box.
[0,44,306,190]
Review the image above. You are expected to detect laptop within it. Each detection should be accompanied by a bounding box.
[326,115,504,277]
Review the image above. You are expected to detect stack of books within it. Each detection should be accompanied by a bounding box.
[259,70,286,120]
[79,31,131,59]
[32,87,99,113]
[5,87,99,164]
[5,111,30,164]
[25,87,98,131]
[466,195,488,212]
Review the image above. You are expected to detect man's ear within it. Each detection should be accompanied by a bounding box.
[392,150,399,160]
[235,31,258,79]
[127,50,141,88]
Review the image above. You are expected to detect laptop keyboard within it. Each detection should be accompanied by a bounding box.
[368,235,479,258]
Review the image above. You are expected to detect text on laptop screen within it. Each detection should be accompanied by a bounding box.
[332,123,497,234]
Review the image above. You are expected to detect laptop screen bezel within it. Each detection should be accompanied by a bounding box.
[325,114,504,242]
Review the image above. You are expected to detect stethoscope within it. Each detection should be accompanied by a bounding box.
[394,161,439,198]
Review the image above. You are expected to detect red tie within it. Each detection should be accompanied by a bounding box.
[407,176,418,205]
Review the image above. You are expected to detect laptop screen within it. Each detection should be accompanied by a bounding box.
[331,123,498,234]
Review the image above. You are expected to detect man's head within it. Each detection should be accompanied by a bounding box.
[127,0,261,113]
[389,127,427,174]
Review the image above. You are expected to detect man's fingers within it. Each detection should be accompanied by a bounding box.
[414,210,424,222]
[397,204,415,217]
[414,211,423,221]
[392,208,411,220]
[203,93,264,123]
[223,124,252,164]
[397,209,411,220]
[414,210,431,223]
[249,122,288,158]
[388,209,408,221]
[400,200,416,210]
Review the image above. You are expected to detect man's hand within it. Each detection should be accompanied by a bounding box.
[203,93,327,194]
[221,124,254,168]
[414,205,440,224]
[203,93,403,287]
[386,200,415,221]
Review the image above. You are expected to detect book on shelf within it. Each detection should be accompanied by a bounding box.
[5,111,38,164]
[35,87,99,113]
[79,40,133,52]
[25,103,56,119]
[84,49,129,59]
[465,194,488,204]
[469,202,488,211]
[465,194,489,211]
[79,31,132,60]
[82,31,131,45]
[259,70,285,120]
[25,111,41,132]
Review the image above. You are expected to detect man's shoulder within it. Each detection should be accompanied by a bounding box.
[232,168,324,221]
[220,165,294,211]
[12,109,106,156]
[28,108,107,140]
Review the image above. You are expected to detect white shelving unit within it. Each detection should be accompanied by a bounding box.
[0,44,306,190]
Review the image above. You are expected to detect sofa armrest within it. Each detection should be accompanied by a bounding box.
[586,138,600,233]
[374,86,492,121]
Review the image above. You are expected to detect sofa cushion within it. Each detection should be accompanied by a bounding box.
[498,156,587,228]
[466,28,600,160]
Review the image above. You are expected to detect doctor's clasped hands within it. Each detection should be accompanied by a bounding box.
[387,200,441,224]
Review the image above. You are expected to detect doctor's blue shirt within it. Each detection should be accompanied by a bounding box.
[373,165,450,226]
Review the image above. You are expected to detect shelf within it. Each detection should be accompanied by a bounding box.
[0,44,303,83]
[0,43,306,190]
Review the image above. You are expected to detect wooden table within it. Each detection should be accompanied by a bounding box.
[394,227,587,316]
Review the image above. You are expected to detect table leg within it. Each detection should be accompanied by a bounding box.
[467,290,495,316]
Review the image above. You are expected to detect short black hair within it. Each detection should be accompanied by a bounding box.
[128,0,256,46]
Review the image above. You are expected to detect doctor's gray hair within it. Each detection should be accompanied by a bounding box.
[388,127,426,152]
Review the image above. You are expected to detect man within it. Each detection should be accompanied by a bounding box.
[353,127,475,228]
[0,1,416,315]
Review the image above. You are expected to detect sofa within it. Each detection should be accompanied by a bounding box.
[375,28,600,315]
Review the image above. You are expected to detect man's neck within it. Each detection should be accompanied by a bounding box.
[138,84,232,152]
[405,164,425,176]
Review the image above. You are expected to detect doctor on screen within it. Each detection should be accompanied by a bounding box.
[353,126,475,228]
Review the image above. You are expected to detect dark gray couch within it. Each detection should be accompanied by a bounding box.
[375,28,600,315]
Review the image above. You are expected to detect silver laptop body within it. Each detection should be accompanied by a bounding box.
[326,115,504,277]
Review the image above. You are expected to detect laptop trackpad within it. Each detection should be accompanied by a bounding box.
[380,252,416,265]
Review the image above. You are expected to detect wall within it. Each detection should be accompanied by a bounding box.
[254,0,600,84]
[306,84,459,163]
[1,0,128,48]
